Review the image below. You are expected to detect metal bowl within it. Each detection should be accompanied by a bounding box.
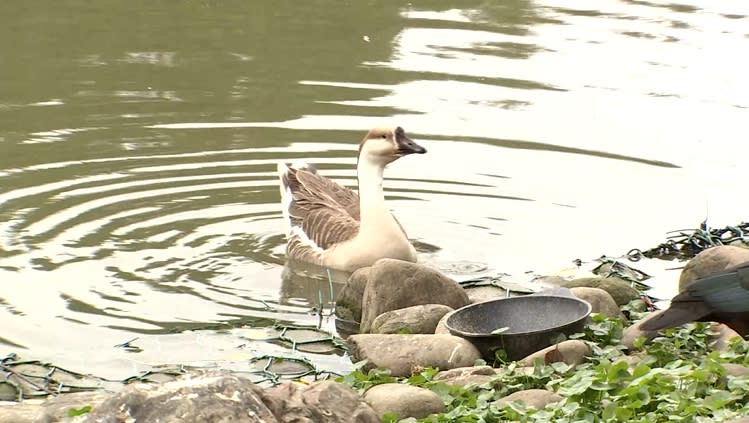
[445,295,592,361]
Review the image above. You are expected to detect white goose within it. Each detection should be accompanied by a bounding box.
[278,126,427,272]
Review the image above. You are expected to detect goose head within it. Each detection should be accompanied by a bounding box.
[358,126,426,167]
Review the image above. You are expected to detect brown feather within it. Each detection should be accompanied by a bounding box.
[282,166,361,249]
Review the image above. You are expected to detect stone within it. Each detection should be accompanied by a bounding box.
[622,313,662,349]
[371,304,453,334]
[432,366,498,387]
[83,371,277,423]
[364,384,444,419]
[559,277,640,305]
[678,245,749,292]
[465,285,509,303]
[722,363,749,377]
[520,340,590,368]
[347,334,482,377]
[336,267,371,323]
[570,287,625,320]
[710,323,742,352]
[494,389,563,409]
[0,391,110,423]
[262,380,378,423]
[433,311,454,335]
[360,259,470,332]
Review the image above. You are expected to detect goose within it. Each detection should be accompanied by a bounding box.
[277,126,427,272]
[640,261,749,335]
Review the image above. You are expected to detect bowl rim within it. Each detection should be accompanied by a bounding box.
[444,295,592,338]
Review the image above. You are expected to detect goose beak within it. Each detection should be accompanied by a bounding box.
[395,131,427,156]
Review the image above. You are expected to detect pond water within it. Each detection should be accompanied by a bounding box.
[1,0,747,380]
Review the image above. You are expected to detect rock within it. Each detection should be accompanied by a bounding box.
[364,384,444,419]
[622,313,663,349]
[360,259,470,332]
[262,380,378,423]
[465,285,508,303]
[433,310,454,335]
[347,334,482,377]
[336,267,371,324]
[83,371,277,423]
[0,391,110,423]
[371,304,453,334]
[570,287,625,320]
[722,363,749,377]
[678,246,749,292]
[432,366,498,387]
[494,389,563,409]
[559,277,640,305]
[710,323,742,352]
[723,418,749,423]
[520,340,590,368]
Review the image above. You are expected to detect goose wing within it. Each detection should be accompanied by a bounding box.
[282,166,361,250]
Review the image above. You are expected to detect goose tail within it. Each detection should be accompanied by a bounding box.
[277,162,294,236]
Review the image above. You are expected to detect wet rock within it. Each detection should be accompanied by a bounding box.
[520,340,590,368]
[678,245,749,292]
[432,366,497,387]
[347,334,481,377]
[262,380,378,423]
[570,287,624,320]
[559,277,640,305]
[83,371,276,423]
[371,304,453,334]
[364,383,444,419]
[360,259,470,332]
[495,389,563,409]
[336,267,371,324]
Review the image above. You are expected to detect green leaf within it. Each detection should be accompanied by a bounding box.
[67,405,92,417]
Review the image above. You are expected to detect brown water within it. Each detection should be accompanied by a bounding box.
[1,0,748,379]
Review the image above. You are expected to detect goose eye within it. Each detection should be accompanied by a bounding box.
[381,135,387,139]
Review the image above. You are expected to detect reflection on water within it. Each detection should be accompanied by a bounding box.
[1,0,748,378]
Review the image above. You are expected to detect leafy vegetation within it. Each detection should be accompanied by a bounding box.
[338,308,749,422]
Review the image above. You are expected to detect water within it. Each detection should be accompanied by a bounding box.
[1,0,748,379]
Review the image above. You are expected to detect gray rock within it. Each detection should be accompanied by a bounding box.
[360,259,470,332]
[364,383,444,419]
[520,340,590,368]
[347,334,482,377]
[678,245,749,292]
[559,277,640,305]
[570,287,625,320]
[495,389,562,409]
[262,380,378,423]
[83,371,276,423]
[336,267,371,323]
[432,366,497,387]
[371,304,453,334]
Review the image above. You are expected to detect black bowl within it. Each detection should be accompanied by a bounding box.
[445,295,592,361]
